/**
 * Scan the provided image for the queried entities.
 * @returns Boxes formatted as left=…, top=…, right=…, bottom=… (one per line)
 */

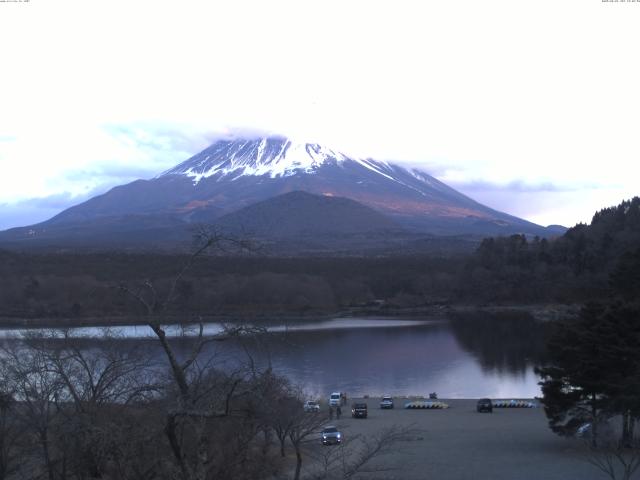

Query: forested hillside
left=0, top=253, right=463, bottom=324
left=458, top=197, right=640, bottom=303
left=0, top=198, right=638, bottom=326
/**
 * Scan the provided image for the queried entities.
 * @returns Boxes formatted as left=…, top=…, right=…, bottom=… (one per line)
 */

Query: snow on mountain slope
left=56, top=135, right=543, bottom=232
left=0, top=135, right=556, bottom=249
left=158, top=136, right=488, bottom=218
left=160, top=136, right=396, bottom=182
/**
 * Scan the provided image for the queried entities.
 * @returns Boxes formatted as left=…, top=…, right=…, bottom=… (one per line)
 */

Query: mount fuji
left=0, top=136, right=560, bottom=252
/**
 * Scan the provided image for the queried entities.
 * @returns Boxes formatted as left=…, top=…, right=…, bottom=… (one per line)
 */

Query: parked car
left=329, top=392, right=345, bottom=407
left=477, top=398, right=493, bottom=413
left=351, top=402, right=368, bottom=418
left=321, top=426, right=342, bottom=445
left=380, top=395, right=394, bottom=409
left=576, top=423, right=592, bottom=438
left=576, top=420, right=614, bottom=441
left=304, top=400, right=320, bottom=413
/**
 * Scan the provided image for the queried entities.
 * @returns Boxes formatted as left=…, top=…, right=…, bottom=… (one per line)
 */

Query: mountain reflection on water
left=0, top=315, right=547, bottom=399
left=190, top=315, right=547, bottom=399
left=448, top=311, right=549, bottom=375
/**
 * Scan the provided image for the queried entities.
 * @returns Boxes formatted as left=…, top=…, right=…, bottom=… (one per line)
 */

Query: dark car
left=351, top=402, right=368, bottom=418
left=477, top=398, right=493, bottom=413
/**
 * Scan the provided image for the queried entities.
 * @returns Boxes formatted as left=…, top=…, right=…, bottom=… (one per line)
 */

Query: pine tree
left=537, top=302, right=640, bottom=446
left=610, top=248, right=640, bottom=303
left=536, top=303, right=613, bottom=446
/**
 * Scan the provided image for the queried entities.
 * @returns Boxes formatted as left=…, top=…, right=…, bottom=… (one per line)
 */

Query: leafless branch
left=586, top=438, right=640, bottom=480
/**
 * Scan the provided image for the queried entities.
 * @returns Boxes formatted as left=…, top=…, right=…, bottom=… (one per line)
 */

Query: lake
left=0, top=313, right=546, bottom=399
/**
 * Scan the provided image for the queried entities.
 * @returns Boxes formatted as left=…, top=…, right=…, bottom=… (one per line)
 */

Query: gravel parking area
left=306, top=398, right=604, bottom=480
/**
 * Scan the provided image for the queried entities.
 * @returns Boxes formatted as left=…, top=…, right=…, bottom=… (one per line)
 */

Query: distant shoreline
left=0, top=303, right=579, bottom=330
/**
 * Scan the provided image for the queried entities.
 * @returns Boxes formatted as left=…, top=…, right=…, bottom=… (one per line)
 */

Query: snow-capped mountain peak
left=161, top=136, right=393, bottom=183
left=0, top=133, right=554, bottom=250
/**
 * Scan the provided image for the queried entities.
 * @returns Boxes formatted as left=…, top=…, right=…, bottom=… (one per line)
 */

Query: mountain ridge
left=0, top=135, right=564, bottom=251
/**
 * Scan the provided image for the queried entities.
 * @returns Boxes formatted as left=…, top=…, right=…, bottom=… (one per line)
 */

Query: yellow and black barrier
left=492, top=400, right=537, bottom=408
left=404, top=401, right=449, bottom=409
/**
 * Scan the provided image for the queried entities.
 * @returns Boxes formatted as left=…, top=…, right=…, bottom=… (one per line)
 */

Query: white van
left=329, top=392, right=343, bottom=406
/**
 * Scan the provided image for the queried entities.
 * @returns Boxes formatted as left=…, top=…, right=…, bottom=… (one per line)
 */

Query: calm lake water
left=0, top=315, right=546, bottom=399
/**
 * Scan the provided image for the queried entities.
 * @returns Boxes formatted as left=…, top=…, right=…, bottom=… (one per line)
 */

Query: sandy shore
left=305, top=398, right=603, bottom=480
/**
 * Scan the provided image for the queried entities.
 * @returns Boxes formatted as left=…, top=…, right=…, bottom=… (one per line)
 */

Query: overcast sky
left=1, top=0, right=639, bottom=230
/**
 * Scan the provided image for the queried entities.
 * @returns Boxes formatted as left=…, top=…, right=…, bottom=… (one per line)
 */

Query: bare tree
left=1, top=341, right=64, bottom=480
left=586, top=438, right=640, bottom=480
left=255, top=375, right=299, bottom=459
left=118, top=228, right=274, bottom=480
left=45, top=330, right=157, bottom=479
left=23, top=329, right=158, bottom=408
left=0, top=390, right=21, bottom=480
left=118, top=227, right=258, bottom=405
left=0, top=328, right=163, bottom=480
left=287, top=409, right=329, bottom=480
left=306, top=425, right=421, bottom=480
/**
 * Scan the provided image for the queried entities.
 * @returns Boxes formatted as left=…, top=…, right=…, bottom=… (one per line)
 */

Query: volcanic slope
left=0, top=136, right=559, bottom=250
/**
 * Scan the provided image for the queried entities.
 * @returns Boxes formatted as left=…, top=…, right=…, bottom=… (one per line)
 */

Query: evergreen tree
left=536, top=303, right=612, bottom=445
left=599, top=303, right=640, bottom=445
left=537, top=302, right=640, bottom=446
left=610, top=248, right=640, bottom=303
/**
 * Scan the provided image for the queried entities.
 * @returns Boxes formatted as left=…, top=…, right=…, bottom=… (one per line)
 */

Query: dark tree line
left=0, top=253, right=463, bottom=324
left=460, top=197, right=640, bottom=303
left=1, top=197, right=639, bottom=324
left=476, top=197, right=640, bottom=275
